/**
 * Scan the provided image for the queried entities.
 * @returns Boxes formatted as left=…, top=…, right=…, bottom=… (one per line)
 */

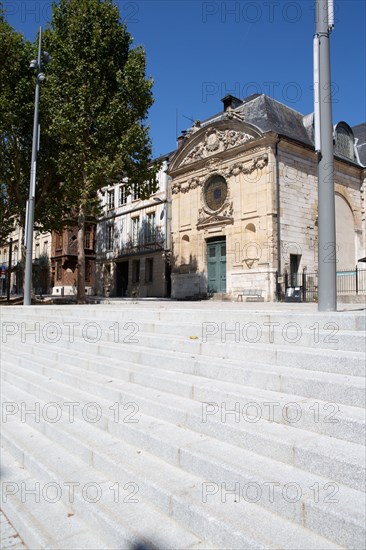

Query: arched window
left=334, top=123, right=354, bottom=160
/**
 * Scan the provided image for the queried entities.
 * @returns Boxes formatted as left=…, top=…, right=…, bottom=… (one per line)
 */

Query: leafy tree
left=0, top=3, right=68, bottom=248
left=43, top=0, right=159, bottom=303
left=0, top=4, right=33, bottom=244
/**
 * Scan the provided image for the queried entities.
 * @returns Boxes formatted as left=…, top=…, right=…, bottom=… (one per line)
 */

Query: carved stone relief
left=180, top=128, right=255, bottom=167
left=171, top=155, right=268, bottom=195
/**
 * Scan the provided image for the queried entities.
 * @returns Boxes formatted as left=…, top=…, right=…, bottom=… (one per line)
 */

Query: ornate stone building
left=168, top=94, right=366, bottom=300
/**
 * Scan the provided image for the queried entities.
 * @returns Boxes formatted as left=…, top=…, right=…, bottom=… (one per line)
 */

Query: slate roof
left=236, top=94, right=313, bottom=146
left=199, top=93, right=313, bottom=146
left=176, top=94, right=365, bottom=168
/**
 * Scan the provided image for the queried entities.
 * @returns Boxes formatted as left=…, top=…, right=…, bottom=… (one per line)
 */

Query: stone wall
left=170, top=125, right=364, bottom=301
left=278, top=141, right=365, bottom=276
left=170, top=129, right=277, bottom=300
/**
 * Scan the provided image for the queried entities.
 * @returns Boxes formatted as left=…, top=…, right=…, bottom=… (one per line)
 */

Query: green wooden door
left=207, top=240, right=226, bottom=293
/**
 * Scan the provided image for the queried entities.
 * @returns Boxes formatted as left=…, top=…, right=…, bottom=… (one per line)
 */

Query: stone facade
left=0, top=227, right=52, bottom=297
left=168, top=94, right=365, bottom=301
left=96, top=157, right=172, bottom=298
left=0, top=226, right=23, bottom=297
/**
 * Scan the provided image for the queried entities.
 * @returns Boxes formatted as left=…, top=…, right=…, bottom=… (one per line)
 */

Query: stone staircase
left=0, top=303, right=365, bottom=549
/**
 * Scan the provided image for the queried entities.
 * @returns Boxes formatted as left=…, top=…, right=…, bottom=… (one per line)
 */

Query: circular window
left=204, top=175, right=228, bottom=211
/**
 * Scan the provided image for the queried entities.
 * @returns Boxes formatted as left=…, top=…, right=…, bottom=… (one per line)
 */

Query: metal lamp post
left=313, top=0, right=337, bottom=311
left=6, top=238, right=13, bottom=302
left=23, top=27, right=49, bottom=305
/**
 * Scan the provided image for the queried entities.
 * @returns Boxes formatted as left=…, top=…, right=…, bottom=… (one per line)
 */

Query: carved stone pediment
left=181, top=128, right=254, bottom=167
left=197, top=213, right=234, bottom=230
left=197, top=202, right=234, bottom=229
left=168, top=120, right=264, bottom=174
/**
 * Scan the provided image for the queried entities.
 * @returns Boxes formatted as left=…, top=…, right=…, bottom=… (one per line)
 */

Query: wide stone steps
left=2, top=329, right=365, bottom=408
left=2, top=310, right=366, bottom=353
left=2, top=345, right=364, bottom=491
left=1, top=304, right=365, bottom=549
left=2, top=316, right=365, bottom=378
left=2, top=305, right=365, bottom=331
left=2, top=340, right=365, bottom=445
left=0, top=380, right=349, bottom=550
left=1, top=355, right=365, bottom=549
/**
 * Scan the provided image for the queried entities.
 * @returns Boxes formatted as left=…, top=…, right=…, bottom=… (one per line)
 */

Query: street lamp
left=6, top=238, right=13, bottom=302
left=23, top=27, right=50, bottom=305
left=314, top=0, right=337, bottom=311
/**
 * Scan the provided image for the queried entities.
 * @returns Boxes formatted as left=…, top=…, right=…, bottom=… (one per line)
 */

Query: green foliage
left=43, top=0, right=159, bottom=210
left=0, top=4, right=68, bottom=242
left=41, top=0, right=159, bottom=301
left=1, top=0, right=158, bottom=248
left=0, top=6, right=34, bottom=242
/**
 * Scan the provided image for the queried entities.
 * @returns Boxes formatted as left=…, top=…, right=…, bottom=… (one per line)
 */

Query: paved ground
left=34, top=297, right=366, bottom=310
left=1, top=294, right=365, bottom=311
left=0, top=511, right=27, bottom=550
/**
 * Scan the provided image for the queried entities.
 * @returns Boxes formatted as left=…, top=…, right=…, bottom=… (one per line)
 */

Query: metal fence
left=275, top=268, right=366, bottom=302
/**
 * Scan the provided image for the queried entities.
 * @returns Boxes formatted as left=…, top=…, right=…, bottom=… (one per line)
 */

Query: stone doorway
left=207, top=237, right=226, bottom=293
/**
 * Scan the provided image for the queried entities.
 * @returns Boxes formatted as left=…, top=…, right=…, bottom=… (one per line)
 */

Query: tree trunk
left=77, top=204, right=86, bottom=304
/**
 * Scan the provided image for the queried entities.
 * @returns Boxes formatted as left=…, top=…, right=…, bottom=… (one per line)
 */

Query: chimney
left=177, top=130, right=187, bottom=150
left=221, top=95, right=243, bottom=112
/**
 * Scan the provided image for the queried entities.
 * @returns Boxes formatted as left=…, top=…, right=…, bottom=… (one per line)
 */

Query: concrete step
left=2, top=304, right=365, bottom=331
left=1, top=387, right=349, bottom=550
left=118, top=329, right=365, bottom=369
left=1, top=366, right=365, bottom=549
left=3, top=330, right=365, bottom=407
left=3, top=319, right=365, bottom=378
left=2, top=343, right=365, bottom=445
left=0, top=447, right=106, bottom=550
left=2, top=347, right=364, bottom=491
left=125, top=320, right=366, bottom=352
left=2, top=313, right=366, bottom=353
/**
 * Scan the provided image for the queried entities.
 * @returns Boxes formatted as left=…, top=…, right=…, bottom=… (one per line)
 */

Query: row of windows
left=132, top=258, right=154, bottom=284
left=2, top=247, right=19, bottom=264
left=55, top=229, right=93, bottom=251
left=106, top=212, right=156, bottom=251
left=107, top=184, right=143, bottom=210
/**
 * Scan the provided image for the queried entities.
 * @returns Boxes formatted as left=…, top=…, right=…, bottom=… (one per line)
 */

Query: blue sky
left=4, top=0, right=366, bottom=157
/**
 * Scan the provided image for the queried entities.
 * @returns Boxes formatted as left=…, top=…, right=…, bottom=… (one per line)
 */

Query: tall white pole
left=313, top=35, right=321, bottom=152
left=315, top=0, right=337, bottom=311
